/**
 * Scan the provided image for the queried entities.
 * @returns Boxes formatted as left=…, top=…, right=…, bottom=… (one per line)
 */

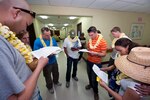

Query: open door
left=27, top=23, right=36, bottom=49
left=77, top=22, right=82, bottom=36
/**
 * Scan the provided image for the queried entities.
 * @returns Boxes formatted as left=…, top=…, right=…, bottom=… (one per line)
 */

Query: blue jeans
left=38, top=91, right=42, bottom=100
left=66, top=56, right=78, bottom=82
left=86, top=60, right=102, bottom=94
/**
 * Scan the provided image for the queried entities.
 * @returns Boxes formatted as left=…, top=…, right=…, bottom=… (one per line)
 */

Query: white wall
left=31, top=5, right=150, bottom=45
left=31, top=5, right=150, bottom=61
left=75, top=17, right=92, bottom=40
left=33, top=18, right=45, bottom=37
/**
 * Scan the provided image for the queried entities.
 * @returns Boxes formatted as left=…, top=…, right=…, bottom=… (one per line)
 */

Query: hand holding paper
left=79, top=49, right=90, bottom=53
left=31, top=47, right=62, bottom=59
left=92, top=64, right=108, bottom=84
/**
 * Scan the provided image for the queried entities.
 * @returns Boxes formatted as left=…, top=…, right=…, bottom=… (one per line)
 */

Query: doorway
left=77, top=22, right=82, bottom=36
left=27, top=23, right=36, bottom=49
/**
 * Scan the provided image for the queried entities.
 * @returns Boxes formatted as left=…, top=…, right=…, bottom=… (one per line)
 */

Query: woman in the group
left=99, top=38, right=150, bottom=100
left=16, top=30, right=32, bottom=52
left=16, top=30, right=38, bottom=71
left=101, top=38, right=138, bottom=95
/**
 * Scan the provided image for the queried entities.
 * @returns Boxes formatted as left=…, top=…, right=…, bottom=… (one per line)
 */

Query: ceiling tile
left=118, top=3, right=142, bottom=12
left=27, top=0, right=50, bottom=5
left=106, top=1, right=130, bottom=10
left=135, top=0, right=150, bottom=5
left=71, top=0, right=95, bottom=8
left=27, top=0, right=150, bottom=13
left=49, top=0, right=72, bottom=6
left=120, top=0, right=139, bottom=3
left=89, top=0, right=118, bottom=9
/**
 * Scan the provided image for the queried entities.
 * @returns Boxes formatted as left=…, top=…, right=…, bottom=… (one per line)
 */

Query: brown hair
left=41, top=27, right=50, bottom=34
left=115, top=38, right=139, bottom=54
left=16, top=30, right=28, bottom=40
left=87, top=26, right=97, bottom=33
left=111, top=27, right=121, bottom=32
left=97, top=30, right=101, bottom=34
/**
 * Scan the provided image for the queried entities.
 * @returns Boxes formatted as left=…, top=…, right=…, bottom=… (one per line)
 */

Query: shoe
left=78, top=60, right=81, bottom=63
left=72, top=77, right=78, bottom=81
left=94, top=93, right=99, bottom=100
left=109, top=94, right=115, bottom=100
left=54, top=82, right=62, bottom=86
left=109, top=97, right=115, bottom=100
left=66, top=82, right=70, bottom=88
left=49, top=88, right=54, bottom=94
left=85, top=84, right=91, bottom=90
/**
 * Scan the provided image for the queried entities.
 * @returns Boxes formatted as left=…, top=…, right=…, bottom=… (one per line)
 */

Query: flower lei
left=39, top=35, right=53, bottom=47
left=26, top=44, right=32, bottom=52
left=0, top=23, right=33, bottom=64
left=67, top=35, right=79, bottom=47
left=68, top=35, right=78, bottom=42
left=89, top=34, right=103, bottom=49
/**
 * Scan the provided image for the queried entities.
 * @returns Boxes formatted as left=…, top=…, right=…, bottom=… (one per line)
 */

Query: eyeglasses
left=13, top=7, right=36, bottom=18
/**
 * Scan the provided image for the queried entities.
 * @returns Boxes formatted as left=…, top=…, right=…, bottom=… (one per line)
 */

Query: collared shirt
left=111, top=33, right=130, bottom=59
left=33, top=37, right=58, bottom=64
left=0, top=35, right=38, bottom=100
left=63, top=36, right=81, bottom=59
left=87, top=35, right=107, bottom=64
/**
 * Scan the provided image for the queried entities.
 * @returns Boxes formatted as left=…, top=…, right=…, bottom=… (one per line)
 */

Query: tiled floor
left=37, top=41, right=110, bottom=100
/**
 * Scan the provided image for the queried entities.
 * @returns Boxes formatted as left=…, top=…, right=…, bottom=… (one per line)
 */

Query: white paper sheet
left=92, top=64, right=108, bottom=84
left=31, top=47, right=62, bottom=59
left=79, top=49, right=90, bottom=53
left=120, top=79, right=140, bottom=94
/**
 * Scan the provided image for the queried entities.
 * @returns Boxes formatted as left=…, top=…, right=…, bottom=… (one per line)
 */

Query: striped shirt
left=87, top=35, right=107, bottom=64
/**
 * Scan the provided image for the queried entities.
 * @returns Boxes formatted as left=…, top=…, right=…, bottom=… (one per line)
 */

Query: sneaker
left=66, top=82, right=70, bottom=88
left=94, top=93, right=99, bottom=100
left=49, top=88, right=54, bottom=94
left=54, top=82, right=62, bottom=86
left=72, top=77, right=78, bottom=81
left=85, top=84, right=91, bottom=90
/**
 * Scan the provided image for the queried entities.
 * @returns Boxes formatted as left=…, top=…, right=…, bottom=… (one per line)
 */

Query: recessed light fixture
left=64, top=23, right=69, bottom=26
left=69, top=16, right=77, bottom=20
left=48, top=23, right=54, bottom=26
left=39, top=15, right=48, bottom=19
left=52, top=27, right=56, bottom=30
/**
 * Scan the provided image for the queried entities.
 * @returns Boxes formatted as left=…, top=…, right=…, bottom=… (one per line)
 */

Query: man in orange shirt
left=85, top=26, right=107, bottom=100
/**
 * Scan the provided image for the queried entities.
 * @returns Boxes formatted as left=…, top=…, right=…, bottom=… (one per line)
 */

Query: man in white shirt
left=63, top=29, right=81, bottom=88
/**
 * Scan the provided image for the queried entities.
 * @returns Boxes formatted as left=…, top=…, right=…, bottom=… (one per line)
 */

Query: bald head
left=0, top=0, right=34, bottom=33
left=0, top=0, right=29, bottom=9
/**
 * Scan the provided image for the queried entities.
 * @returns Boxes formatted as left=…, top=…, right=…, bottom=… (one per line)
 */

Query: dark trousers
left=43, top=62, right=59, bottom=89
left=108, top=68, right=120, bottom=98
left=87, top=60, right=102, bottom=94
left=66, top=56, right=78, bottom=82
left=107, top=57, right=115, bottom=79
left=78, top=52, right=83, bottom=61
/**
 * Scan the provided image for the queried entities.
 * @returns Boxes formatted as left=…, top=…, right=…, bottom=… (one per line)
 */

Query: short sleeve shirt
left=33, top=37, right=58, bottom=64
left=87, top=35, right=107, bottom=64
left=63, top=37, right=81, bottom=59
left=0, top=36, right=38, bottom=100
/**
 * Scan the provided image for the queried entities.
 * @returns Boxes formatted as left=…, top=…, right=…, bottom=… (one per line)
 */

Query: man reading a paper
left=34, top=27, right=62, bottom=94
left=85, top=26, right=107, bottom=100
left=63, top=29, right=81, bottom=88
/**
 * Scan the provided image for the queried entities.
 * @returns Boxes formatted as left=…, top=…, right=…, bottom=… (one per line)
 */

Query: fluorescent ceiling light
left=69, top=16, right=77, bottom=20
left=48, top=23, right=54, bottom=26
left=64, top=23, right=69, bottom=26
left=39, top=15, right=48, bottom=19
